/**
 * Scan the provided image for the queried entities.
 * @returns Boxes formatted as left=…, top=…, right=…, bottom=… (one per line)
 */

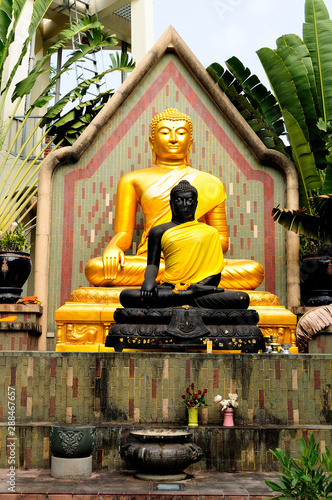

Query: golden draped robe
left=160, top=220, right=224, bottom=284
left=137, top=166, right=226, bottom=255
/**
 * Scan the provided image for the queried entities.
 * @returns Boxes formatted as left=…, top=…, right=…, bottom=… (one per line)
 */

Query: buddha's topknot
left=150, top=108, right=193, bottom=142
left=170, top=180, right=198, bottom=200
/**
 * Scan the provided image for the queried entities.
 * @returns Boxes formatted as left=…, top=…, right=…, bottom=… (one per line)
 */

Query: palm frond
left=296, top=303, right=332, bottom=351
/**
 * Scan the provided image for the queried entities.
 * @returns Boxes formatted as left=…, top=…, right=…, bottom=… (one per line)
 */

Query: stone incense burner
left=120, top=428, right=203, bottom=481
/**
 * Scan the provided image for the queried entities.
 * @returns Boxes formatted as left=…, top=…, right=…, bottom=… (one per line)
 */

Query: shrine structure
left=33, top=27, right=299, bottom=352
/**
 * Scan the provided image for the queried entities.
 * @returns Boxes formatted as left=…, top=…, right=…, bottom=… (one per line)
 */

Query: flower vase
left=223, top=408, right=234, bottom=427
left=188, top=407, right=199, bottom=427
left=201, top=407, right=208, bottom=425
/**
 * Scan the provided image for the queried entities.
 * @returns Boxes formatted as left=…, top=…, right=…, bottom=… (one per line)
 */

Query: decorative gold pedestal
left=55, top=287, right=298, bottom=352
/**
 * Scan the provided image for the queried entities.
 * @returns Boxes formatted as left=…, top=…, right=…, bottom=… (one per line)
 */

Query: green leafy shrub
left=0, top=223, right=31, bottom=252
left=265, top=435, right=332, bottom=499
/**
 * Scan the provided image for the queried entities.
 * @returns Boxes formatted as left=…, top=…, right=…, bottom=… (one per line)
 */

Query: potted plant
left=273, top=194, right=332, bottom=306
left=271, top=116, right=332, bottom=306
left=214, top=393, right=239, bottom=426
left=0, top=222, right=33, bottom=303
left=181, top=383, right=208, bottom=427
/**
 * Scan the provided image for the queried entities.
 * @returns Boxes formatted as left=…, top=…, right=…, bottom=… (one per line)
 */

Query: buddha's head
left=149, top=108, right=193, bottom=165
left=170, top=180, right=198, bottom=223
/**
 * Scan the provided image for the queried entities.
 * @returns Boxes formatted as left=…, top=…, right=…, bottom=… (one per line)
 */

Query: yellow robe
left=137, top=167, right=226, bottom=255
left=160, top=220, right=223, bottom=284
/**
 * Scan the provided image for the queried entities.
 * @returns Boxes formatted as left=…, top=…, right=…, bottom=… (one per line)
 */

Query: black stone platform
left=105, top=306, right=264, bottom=352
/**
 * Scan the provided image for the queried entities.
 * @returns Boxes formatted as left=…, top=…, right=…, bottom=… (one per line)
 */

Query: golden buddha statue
left=85, top=108, right=264, bottom=290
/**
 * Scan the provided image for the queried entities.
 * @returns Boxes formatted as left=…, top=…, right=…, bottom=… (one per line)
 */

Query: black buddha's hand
left=141, top=278, right=158, bottom=306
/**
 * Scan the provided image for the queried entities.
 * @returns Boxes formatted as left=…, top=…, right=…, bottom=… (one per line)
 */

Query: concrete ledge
left=0, top=304, right=43, bottom=314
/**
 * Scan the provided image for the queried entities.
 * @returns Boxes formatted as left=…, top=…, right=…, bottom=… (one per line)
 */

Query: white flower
left=220, top=399, right=229, bottom=410
left=214, top=394, right=222, bottom=403
left=11, top=222, right=18, bottom=227
left=229, top=393, right=238, bottom=400
left=231, top=400, right=239, bottom=408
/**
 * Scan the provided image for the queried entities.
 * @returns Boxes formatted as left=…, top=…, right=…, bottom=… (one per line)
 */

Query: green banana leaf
left=0, top=0, right=13, bottom=56
left=276, top=34, right=319, bottom=110
left=25, top=15, right=102, bottom=80
left=272, top=205, right=332, bottom=245
left=303, top=0, right=332, bottom=122
left=316, top=117, right=332, bottom=192
left=275, top=44, right=326, bottom=170
left=207, top=58, right=288, bottom=156
left=43, top=91, right=111, bottom=146
left=310, top=195, right=332, bottom=224
left=226, top=57, right=284, bottom=129
left=282, top=110, right=322, bottom=209
left=39, top=51, right=134, bottom=128
left=257, top=47, right=309, bottom=142
left=0, top=0, right=52, bottom=106
left=0, top=7, right=136, bottom=232
left=11, top=16, right=116, bottom=103
left=0, top=0, right=25, bottom=78
left=109, top=51, right=136, bottom=72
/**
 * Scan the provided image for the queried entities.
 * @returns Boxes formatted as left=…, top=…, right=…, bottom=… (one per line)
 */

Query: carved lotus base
left=105, top=306, right=265, bottom=353
left=55, top=287, right=298, bottom=352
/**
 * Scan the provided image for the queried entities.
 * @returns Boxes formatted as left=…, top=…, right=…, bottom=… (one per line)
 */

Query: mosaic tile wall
left=48, top=53, right=287, bottom=333
left=0, top=330, right=39, bottom=351
left=0, top=307, right=42, bottom=351
left=0, top=424, right=330, bottom=472
left=0, top=353, right=330, bottom=426
left=0, top=352, right=331, bottom=471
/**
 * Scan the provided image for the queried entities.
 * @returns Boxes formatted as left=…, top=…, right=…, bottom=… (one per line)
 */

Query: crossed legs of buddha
left=120, top=285, right=250, bottom=309
left=85, top=254, right=264, bottom=290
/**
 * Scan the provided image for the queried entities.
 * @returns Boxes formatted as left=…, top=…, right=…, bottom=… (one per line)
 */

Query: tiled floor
left=0, top=469, right=278, bottom=498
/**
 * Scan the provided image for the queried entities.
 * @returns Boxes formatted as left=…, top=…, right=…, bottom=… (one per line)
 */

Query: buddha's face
left=150, top=119, right=192, bottom=161
left=170, top=191, right=197, bottom=222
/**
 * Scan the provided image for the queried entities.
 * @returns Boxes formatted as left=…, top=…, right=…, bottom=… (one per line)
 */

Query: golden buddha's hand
left=102, top=244, right=125, bottom=280
left=141, top=279, right=158, bottom=306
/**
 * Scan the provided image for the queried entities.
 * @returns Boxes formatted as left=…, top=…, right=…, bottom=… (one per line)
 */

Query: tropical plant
left=207, top=58, right=289, bottom=157
left=40, top=51, right=135, bottom=146
left=0, top=222, right=32, bottom=252
left=207, top=0, right=332, bottom=249
left=0, top=0, right=135, bottom=234
left=264, top=435, right=332, bottom=500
